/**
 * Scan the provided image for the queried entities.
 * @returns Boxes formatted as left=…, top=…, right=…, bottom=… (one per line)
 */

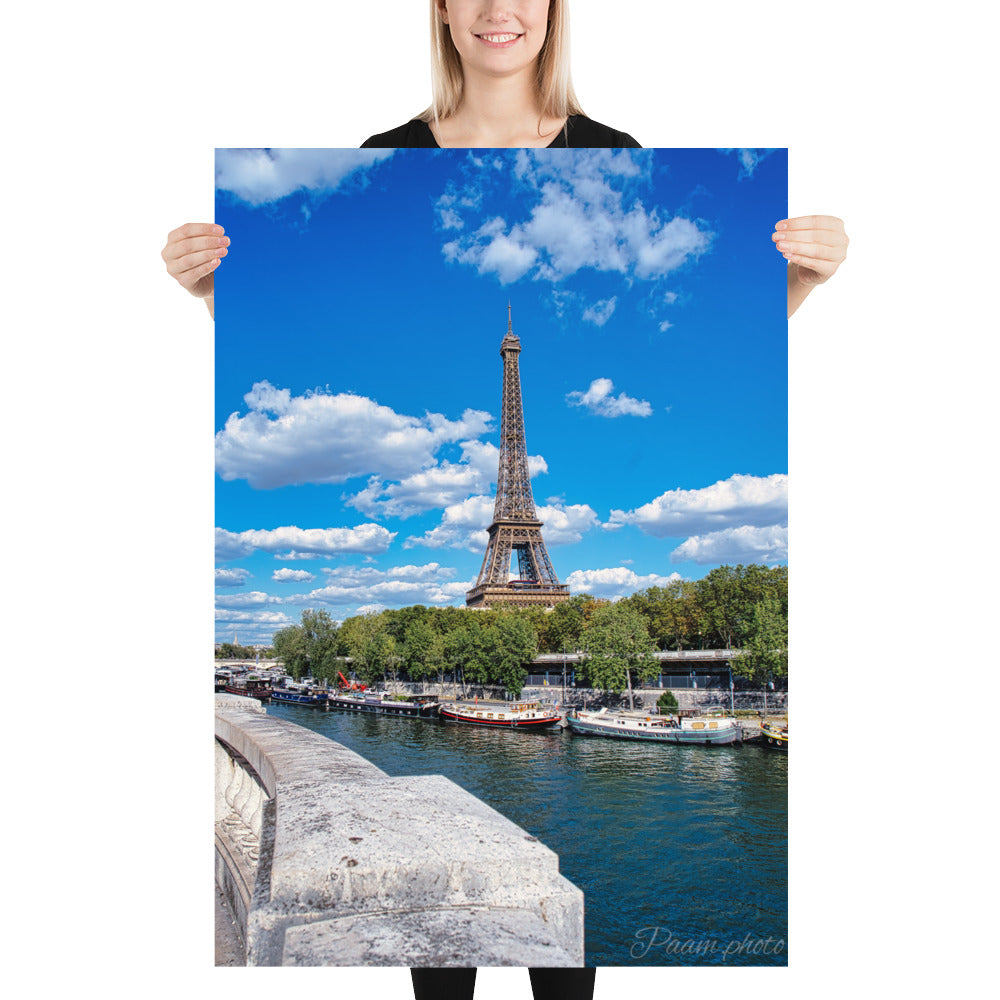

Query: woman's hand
left=774, top=216, right=848, bottom=317
left=161, top=222, right=229, bottom=318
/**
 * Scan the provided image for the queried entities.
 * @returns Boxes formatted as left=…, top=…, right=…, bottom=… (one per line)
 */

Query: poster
left=8, top=0, right=995, bottom=991
left=215, top=146, right=788, bottom=967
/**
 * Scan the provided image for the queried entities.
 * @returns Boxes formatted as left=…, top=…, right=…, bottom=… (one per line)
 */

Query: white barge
left=566, top=707, right=740, bottom=745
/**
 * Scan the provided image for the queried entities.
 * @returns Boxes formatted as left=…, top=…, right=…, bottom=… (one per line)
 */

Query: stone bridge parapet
left=214, top=694, right=583, bottom=967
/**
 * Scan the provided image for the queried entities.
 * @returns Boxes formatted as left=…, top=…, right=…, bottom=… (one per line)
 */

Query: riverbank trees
left=732, top=595, right=788, bottom=684
left=272, top=608, right=339, bottom=681
left=259, top=564, right=787, bottom=695
left=579, top=601, right=659, bottom=702
left=620, top=565, right=787, bottom=651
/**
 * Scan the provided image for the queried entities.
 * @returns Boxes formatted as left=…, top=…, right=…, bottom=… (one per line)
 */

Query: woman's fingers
left=162, top=222, right=229, bottom=297
left=163, top=233, right=230, bottom=263
left=771, top=228, right=847, bottom=249
left=185, top=256, right=223, bottom=287
left=776, top=215, right=846, bottom=235
left=165, top=221, right=225, bottom=245
left=774, top=239, right=842, bottom=261
left=170, top=245, right=228, bottom=276
left=164, top=245, right=227, bottom=294
left=774, top=215, right=848, bottom=286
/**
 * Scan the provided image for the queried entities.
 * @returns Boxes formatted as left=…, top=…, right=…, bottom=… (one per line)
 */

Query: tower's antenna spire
left=507, top=300, right=512, bottom=335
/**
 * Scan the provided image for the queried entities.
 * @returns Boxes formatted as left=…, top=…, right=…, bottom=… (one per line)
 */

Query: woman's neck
left=431, top=69, right=566, bottom=148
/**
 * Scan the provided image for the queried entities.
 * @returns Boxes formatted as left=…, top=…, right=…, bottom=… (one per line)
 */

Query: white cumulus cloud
left=215, top=380, right=491, bottom=490
left=288, top=561, right=473, bottom=609
left=215, top=609, right=295, bottom=625
left=670, top=525, right=788, bottom=565
left=439, top=149, right=712, bottom=286
left=535, top=502, right=600, bottom=545
left=215, top=524, right=396, bottom=561
left=345, top=440, right=548, bottom=519
left=215, top=567, right=252, bottom=587
left=214, top=608, right=298, bottom=645
left=565, top=566, right=683, bottom=600
left=215, top=148, right=394, bottom=205
left=404, top=494, right=494, bottom=552
left=443, top=217, right=540, bottom=284
left=272, top=568, right=316, bottom=583
left=608, top=473, right=787, bottom=537
left=355, top=604, right=389, bottom=617
left=214, top=591, right=282, bottom=609
left=566, top=378, right=652, bottom=417
left=214, top=562, right=476, bottom=623
left=319, top=562, right=456, bottom=586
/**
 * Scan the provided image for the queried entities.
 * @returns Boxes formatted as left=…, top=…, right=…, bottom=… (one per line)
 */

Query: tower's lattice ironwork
left=466, top=307, right=570, bottom=611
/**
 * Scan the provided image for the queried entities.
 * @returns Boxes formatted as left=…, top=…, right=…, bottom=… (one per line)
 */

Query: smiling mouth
left=475, top=32, right=523, bottom=46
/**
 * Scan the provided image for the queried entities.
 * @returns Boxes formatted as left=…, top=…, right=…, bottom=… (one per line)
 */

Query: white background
left=4, top=1, right=995, bottom=995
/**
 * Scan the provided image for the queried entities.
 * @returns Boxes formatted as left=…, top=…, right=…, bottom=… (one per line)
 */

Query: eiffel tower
left=466, top=306, right=570, bottom=611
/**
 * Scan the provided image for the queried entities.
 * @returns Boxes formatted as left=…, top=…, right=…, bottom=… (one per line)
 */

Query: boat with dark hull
left=327, top=691, right=441, bottom=719
left=222, top=676, right=273, bottom=702
left=270, top=685, right=329, bottom=708
left=760, top=720, right=789, bottom=750
left=566, top=707, right=740, bottom=745
left=438, top=699, right=561, bottom=728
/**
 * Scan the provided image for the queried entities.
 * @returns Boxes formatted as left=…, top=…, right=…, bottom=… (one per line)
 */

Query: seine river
left=266, top=702, right=787, bottom=967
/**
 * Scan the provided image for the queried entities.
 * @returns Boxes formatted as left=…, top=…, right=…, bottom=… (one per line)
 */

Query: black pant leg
left=410, top=968, right=478, bottom=1000
left=527, top=968, right=596, bottom=1000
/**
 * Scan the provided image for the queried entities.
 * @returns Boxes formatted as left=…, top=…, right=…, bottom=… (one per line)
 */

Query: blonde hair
left=420, top=0, right=584, bottom=124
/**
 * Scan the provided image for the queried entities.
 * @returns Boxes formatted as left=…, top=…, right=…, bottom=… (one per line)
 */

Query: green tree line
left=267, top=564, right=787, bottom=697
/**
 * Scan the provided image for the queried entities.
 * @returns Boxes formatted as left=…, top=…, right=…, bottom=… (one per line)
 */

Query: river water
left=266, top=703, right=787, bottom=966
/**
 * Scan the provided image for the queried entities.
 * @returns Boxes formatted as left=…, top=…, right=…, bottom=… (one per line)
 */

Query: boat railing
left=451, top=699, right=559, bottom=712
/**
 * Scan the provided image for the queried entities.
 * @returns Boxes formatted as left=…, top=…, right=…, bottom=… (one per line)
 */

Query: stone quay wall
left=214, top=694, right=584, bottom=967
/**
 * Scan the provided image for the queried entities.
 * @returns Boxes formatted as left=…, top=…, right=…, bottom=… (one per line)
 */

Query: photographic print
left=214, top=147, right=788, bottom=967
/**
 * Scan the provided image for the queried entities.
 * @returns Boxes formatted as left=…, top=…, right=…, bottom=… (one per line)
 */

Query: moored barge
left=327, top=691, right=441, bottom=718
left=438, top=699, right=561, bottom=728
left=270, top=684, right=329, bottom=708
left=566, top=707, right=740, bottom=745
left=223, top=676, right=273, bottom=702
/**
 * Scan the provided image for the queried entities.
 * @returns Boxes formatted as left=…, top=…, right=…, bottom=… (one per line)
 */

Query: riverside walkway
left=219, top=648, right=743, bottom=674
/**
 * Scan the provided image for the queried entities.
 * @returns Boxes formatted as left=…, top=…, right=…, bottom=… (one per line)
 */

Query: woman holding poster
left=186, top=2, right=846, bottom=995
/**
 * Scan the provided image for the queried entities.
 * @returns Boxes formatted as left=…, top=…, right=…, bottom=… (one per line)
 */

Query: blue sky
left=215, top=148, right=787, bottom=644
